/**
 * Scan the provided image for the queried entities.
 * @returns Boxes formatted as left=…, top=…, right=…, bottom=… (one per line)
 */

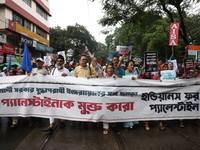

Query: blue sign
left=35, top=43, right=54, bottom=53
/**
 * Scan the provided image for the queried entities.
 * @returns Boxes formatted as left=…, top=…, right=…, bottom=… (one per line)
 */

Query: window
left=22, top=0, right=31, bottom=7
left=36, top=5, right=48, bottom=20
left=13, top=13, right=23, bottom=25
left=13, top=13, right=31, bottom=30
left=36, top=27, right=47, bottom=39
left=24, top=20, right=31, bottom=30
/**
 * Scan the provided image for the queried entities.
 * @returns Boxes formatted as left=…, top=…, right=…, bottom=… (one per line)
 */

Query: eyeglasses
left=81, top=59, right=87, bottom=61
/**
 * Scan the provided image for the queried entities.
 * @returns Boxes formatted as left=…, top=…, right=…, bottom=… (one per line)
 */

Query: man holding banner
left=42, top=55, right=70, bottom=132
left=73, top=54, right=97, bottom=128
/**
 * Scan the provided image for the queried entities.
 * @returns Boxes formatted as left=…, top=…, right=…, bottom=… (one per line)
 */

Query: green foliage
left=98, top=0, right=200, bottom=62
left=50, top=24, right=107, bottom=62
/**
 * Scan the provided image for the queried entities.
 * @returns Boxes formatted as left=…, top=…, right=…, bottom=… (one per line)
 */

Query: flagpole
left=172, top=46, right=174, bottom=60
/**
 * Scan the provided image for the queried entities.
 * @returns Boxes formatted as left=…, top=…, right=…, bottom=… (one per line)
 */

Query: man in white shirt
left=29, top=58, right=48, bottom=127
left=0, top=67, right=7, bottom=77
left=42, top=55, right=69, bottom=132
left=31, top=58, right=48, bottom=75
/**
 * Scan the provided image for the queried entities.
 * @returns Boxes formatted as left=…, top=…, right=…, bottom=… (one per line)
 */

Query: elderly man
left=28, top=58, right=49, bottom=127
left=42, top=55, right=69, bottom=132
left=31, top=58, right=48, bottom=76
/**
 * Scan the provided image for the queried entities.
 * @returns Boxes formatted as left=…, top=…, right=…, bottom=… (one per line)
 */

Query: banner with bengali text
left=0, top=76, right=200, bottom=122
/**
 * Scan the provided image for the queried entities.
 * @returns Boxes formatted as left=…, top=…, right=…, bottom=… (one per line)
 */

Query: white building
left=0, top=0, right=54, bottom=64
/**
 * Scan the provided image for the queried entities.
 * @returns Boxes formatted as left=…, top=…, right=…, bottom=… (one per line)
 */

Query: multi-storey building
left=0, top=0, right=54, bottom=64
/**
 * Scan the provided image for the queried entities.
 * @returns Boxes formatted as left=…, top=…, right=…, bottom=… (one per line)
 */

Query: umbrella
left=0, top=62, right=21, bottom=67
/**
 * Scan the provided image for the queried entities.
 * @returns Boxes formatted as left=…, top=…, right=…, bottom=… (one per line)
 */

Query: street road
left=0, top=118, right=200, bottom=150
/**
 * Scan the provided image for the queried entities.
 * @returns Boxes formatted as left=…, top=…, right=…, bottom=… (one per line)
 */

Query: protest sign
left=144, top=51, right=158, bottom=72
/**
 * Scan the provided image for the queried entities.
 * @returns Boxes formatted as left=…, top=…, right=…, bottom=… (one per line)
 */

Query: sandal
left=179, top=121, right=184, bottom=128
left=103, top=128, right=109, bottom=135
left=10, top=124, right=17, bottom=128
left=144, top=125, right=150, bottom=131
left=159, top=126, right=165, bottom=131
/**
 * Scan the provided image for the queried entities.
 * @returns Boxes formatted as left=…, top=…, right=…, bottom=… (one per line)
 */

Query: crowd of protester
left=0, top=51, right=200, bottom=135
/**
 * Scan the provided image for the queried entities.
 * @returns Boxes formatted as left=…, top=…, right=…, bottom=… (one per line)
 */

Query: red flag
left=99, top=59, right=103, bottom=66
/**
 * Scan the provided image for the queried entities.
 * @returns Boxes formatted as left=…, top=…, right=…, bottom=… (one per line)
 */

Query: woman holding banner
left=103, top=62, right=118, bottom=134
left=122, top=60, right=139, bottom=131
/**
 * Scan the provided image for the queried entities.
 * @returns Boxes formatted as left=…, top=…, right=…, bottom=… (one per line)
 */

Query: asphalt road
left=0, top=117, right=200, bottom=150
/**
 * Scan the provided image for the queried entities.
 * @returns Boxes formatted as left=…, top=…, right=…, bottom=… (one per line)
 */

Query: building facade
left=0, top=0, right=53, bottom=64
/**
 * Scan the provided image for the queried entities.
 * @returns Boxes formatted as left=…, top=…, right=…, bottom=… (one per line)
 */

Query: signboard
left=160, top=70, right=176, bottom=80
left=44, top=56, right=52, bottom=66
left=116, top=46, right=132, bottom=55
left=169, top=22, right=180, bottom=46
left=6, top=19, right=49, bottom=46
left=144, top=51, right=158, bottom=72
left=183, top=58, right=194, bottom=75
left=51, top=54, right=58, bottom=61
left=20, top=35, right=37, bottom=47
left=67, top=49, right=74, bottom=57
left=6, top=55, right=15, bottom=63
left=0, top=44, right=15, bottom=54
left=131, top=56, right=143, bottom=67
left=35, top=43, right=54, bottom=53
left=0, top=33, right=6, bottom=43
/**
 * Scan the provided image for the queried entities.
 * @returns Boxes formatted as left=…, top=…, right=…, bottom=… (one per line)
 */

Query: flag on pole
left=98, top=59, right=103, bottom=66
left=21, top=43, right=32, bottom=72
left=7, top=54, right=12, bottom=72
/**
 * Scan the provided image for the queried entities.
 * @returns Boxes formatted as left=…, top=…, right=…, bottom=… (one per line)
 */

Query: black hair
left=10, top=69, right=16, bottom=75
left=19, top=69, right=25, bottom=74
left=105, top=62, right=114, bottom=73
left=112, top=56, right=119, bottom=59
left=79, top=54, right=88, bottom=60
left=57, top=55, right=64, bottom=61
left=125, top=60, right=134, bottom=70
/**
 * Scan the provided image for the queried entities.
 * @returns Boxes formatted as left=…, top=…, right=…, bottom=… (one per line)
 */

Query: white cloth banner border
left=0, top=76, right=199, bottom=122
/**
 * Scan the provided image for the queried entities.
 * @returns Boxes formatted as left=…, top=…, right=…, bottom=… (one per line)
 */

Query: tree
left=50, top=24, right=107, bottom=62
left=98, top=0, right=200, bottom=46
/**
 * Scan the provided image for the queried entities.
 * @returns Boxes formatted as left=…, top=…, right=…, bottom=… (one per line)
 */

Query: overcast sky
left=49, top=0, right=107, bottom=44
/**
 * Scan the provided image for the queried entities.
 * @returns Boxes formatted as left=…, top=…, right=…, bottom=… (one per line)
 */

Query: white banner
left=0, top=76, right=199, bottom=122
left=43, top=56, right=52, bottom=66
left=116, top=46, right=132, bottom=54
